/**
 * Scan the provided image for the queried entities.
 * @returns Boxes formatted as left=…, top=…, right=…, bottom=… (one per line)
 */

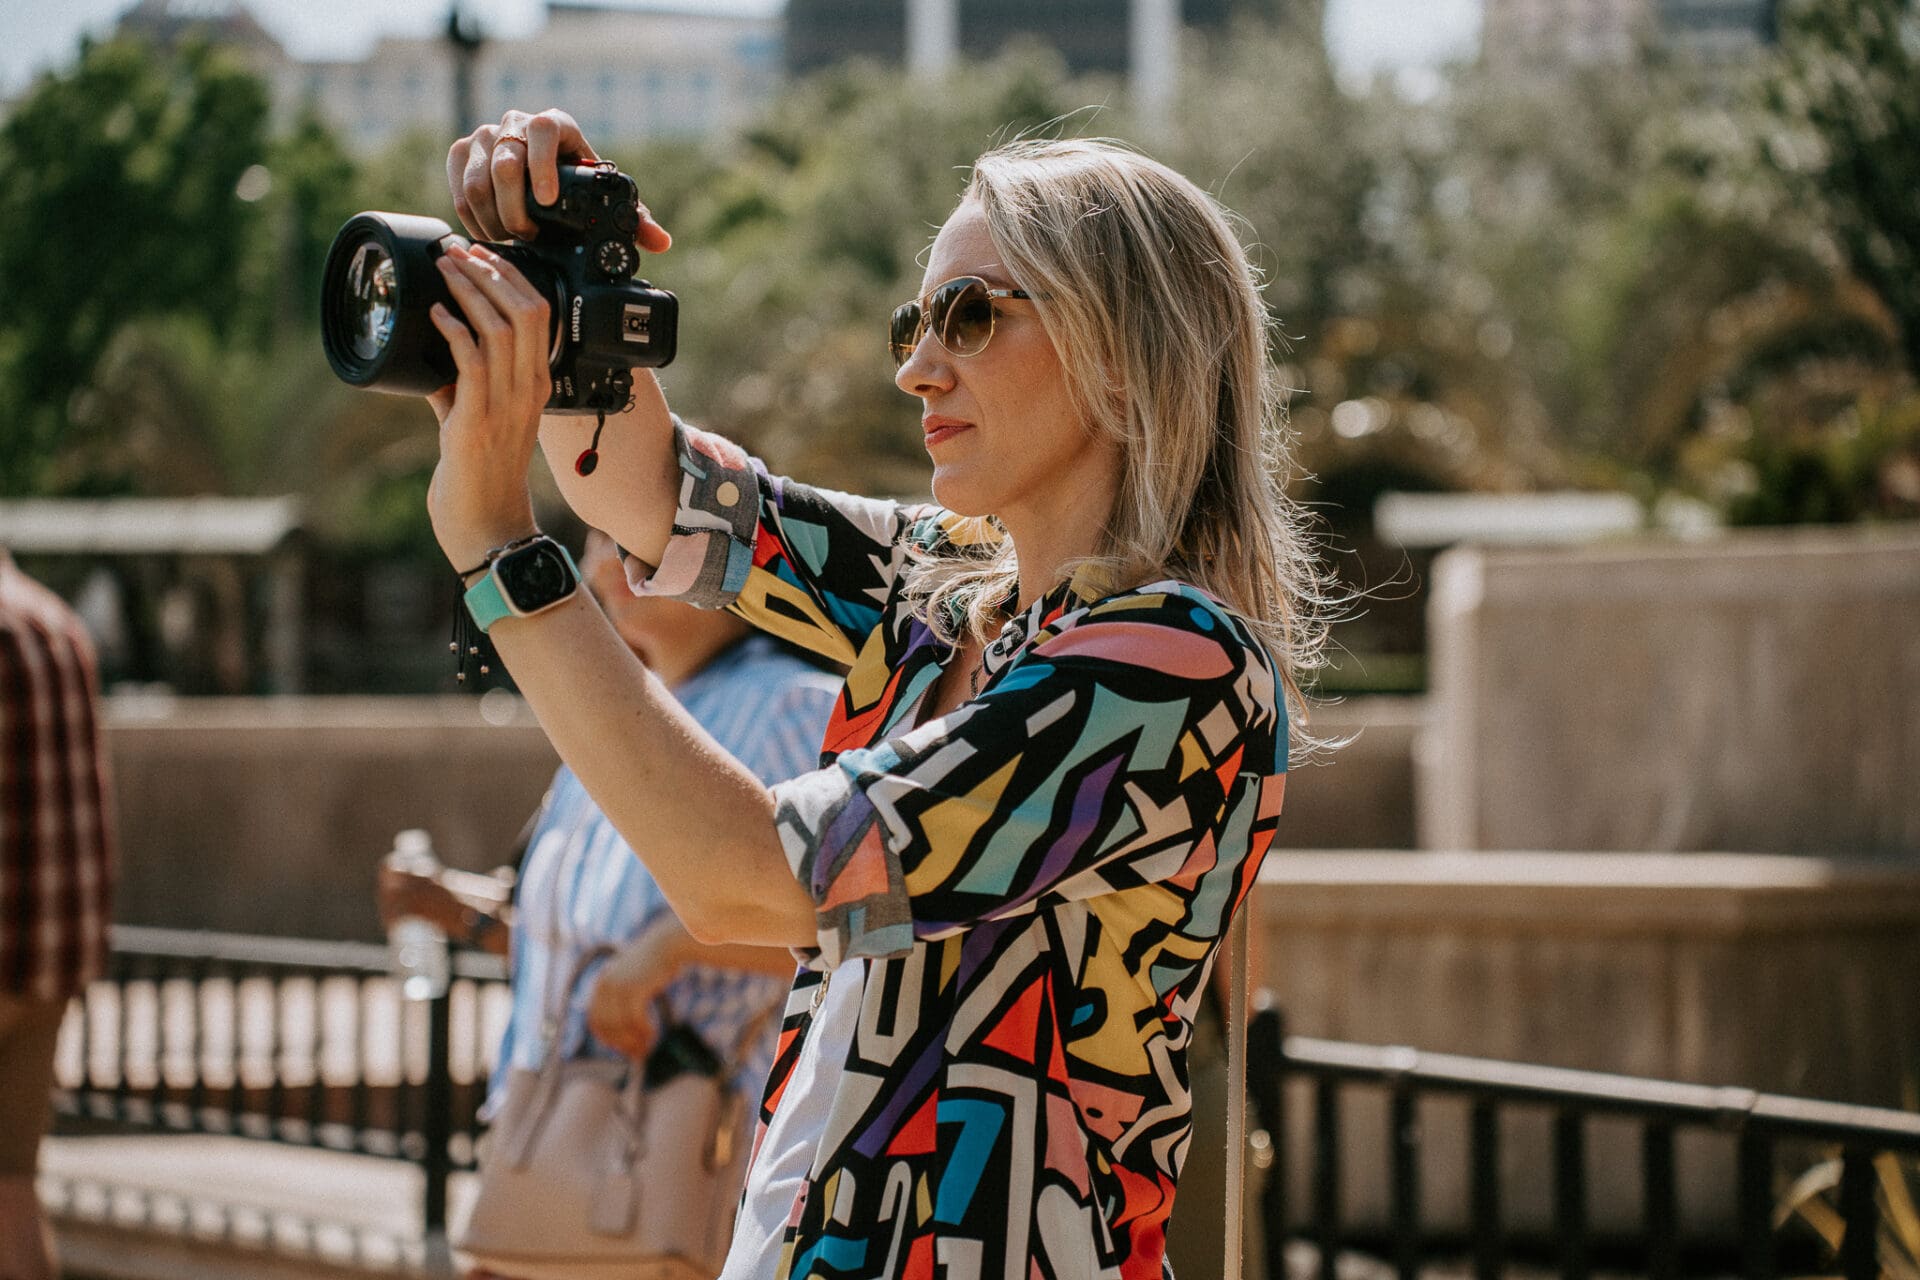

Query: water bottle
left=385, top=828, right=450, bottom=1001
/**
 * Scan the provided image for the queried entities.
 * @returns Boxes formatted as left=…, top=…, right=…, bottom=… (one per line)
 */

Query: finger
left=447, top=135, right=488, bottom=240
left=427, top=386, right=456, bottom=422
left=635, top=199, right=672, bottom=254
left=469, top=244, right=551, bottom=416
left=526, top=110, right=596, bottom=206
left=490, top=138, right=534, bottom=240
left=443, top=247, right=536, bottom=418
left=460, top=126, right=509, bottom=241
left=428, top=302, right=484, bottom=418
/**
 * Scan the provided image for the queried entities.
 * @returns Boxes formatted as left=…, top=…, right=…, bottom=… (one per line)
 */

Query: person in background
left=0, top=549, right=117, bottom=1280
left=379, top=529, right=840, bottom=1277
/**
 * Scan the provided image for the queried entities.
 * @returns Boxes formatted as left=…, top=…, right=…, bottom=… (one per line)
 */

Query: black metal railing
left=1248, top=1002, right=1920, bottom=1280
left=50, top=933, right=1920, bottom=1279
left=48, top=924, right=507, bottom=1264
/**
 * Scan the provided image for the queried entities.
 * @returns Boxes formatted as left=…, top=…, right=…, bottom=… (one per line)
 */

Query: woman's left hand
left=585, top=917, right=696, bottom=1063
left=424, top=241, right=550, bottom=571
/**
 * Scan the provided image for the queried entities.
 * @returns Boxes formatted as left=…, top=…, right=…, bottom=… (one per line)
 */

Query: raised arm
left=445, top=108, right=681, bottom=566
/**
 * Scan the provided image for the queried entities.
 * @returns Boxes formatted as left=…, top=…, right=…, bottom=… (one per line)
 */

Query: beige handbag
left=452, top=945, right=781, bottom=1280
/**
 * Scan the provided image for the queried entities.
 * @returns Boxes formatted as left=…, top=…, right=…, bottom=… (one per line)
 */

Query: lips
left=923, top=415, right=974, bottom=448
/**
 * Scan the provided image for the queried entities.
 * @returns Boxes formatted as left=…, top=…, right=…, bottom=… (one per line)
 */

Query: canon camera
left=320, top=161, right=677, bottom=414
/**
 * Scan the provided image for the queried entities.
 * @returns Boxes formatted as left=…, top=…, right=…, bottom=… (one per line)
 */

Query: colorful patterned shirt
left=629, top=422, right=1289, bottom=1280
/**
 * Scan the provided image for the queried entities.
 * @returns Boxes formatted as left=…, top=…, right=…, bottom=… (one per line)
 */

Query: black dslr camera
left=320, top=161, right=677, bottom=414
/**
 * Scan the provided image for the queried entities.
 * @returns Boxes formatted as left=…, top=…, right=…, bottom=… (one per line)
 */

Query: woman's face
left=895, top=201, right=1119, bottom=530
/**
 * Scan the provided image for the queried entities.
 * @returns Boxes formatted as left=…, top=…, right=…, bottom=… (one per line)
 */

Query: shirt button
left=715, top=481, right=740, bottom=507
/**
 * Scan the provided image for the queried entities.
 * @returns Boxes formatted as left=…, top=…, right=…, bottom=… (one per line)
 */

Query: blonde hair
left=904, top=136, right=1330, bottom=730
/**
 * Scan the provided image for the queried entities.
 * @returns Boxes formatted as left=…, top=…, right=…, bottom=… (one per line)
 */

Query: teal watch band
left=463, top=569, right=513, bottom=633
left=463, top=538, right=580, bottom=633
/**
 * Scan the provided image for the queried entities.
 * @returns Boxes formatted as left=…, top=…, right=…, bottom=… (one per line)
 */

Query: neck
left=999, top=457, right=1122, bottom=613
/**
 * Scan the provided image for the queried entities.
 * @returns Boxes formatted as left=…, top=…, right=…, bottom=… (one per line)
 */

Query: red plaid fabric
left=0, top=551, right=115, bottom=1001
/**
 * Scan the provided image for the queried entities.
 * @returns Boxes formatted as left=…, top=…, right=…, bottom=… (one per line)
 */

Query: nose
left=894, top=329, right=954, bottom=399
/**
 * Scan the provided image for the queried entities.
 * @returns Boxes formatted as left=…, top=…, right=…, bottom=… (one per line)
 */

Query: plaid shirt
left=0, top=551, right=115, bottom=1002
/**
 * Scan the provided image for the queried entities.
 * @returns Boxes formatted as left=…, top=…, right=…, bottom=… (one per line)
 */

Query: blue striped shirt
left=489, top=635, right=839, bottom=1107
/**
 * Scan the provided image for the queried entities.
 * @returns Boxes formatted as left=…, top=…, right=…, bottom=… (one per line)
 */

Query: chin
left=929, top=465, right=997, bottom=518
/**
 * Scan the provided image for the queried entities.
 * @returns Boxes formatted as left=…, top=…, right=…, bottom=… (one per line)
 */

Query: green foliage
left=0, top=38, right=273, bottom=492
left=1676, top=393, right=1920, bottom=525
left=1767, top=0, right=1920, bottom=377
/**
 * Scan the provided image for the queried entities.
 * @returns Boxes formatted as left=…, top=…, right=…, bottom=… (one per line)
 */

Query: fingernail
left=471, top=243, right=496, bottom=261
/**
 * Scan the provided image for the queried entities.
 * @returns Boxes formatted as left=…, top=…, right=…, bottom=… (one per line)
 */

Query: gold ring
left=498, top=130, right=528, bottom=145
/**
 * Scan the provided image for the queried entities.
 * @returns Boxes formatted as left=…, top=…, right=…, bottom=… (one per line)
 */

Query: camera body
left=321, top=161, right=677, bottom=414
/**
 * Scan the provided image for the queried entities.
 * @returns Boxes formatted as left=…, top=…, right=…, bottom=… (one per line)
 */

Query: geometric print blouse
left=628, top=419, right=1289, bottom=1280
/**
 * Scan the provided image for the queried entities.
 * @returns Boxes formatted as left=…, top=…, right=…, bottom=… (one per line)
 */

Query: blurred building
left=1481, top=0, right=1776, bottom=65
left=294, top=3, right=781, bottom=151
left=111, top=0, right=781, bottom=152
left=784, top=0, right=1304, bottom=75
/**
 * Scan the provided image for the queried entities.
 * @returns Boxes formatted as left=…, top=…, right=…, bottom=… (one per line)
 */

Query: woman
left=426, top=110, right=1323, bottom=1279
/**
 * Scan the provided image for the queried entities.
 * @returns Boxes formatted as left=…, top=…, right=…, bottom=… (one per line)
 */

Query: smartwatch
left=464, top=536, right=581, bottom=632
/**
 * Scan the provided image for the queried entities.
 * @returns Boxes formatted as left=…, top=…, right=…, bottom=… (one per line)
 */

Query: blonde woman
left=426, top=110, right=1325, bottom=1279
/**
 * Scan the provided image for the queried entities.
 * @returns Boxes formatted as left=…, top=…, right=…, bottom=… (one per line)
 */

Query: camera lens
left=321, top=212, right=469, bottom=396
left=342, top=241, right=399, bottom=362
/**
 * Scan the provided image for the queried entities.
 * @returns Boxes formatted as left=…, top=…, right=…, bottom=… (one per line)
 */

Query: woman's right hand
left=445, top=108, right=672, bottom=252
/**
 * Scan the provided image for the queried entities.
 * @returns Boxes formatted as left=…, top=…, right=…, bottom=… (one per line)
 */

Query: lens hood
left=320, top=212, right=465, bottom=396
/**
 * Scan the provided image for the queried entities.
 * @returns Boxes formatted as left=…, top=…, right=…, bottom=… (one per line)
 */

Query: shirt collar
left=978, top=569, right=1100, bottom=680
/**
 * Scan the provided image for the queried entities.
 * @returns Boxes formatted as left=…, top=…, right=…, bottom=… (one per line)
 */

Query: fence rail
left=50, top=924, right=507, bottom=1262
left=47, top=932, right=1920, bottom=1279
left=1247, top=1001, right=1920, bottom=1280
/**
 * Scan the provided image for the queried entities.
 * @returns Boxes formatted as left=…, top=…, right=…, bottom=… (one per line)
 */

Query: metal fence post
left=1248, top=1002, right=1287, bottom=1280
left=422, top=986, right=454, bottom=1238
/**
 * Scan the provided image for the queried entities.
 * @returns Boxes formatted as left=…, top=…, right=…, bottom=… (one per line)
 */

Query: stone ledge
left=1259, top=851, right=1920, bottom=934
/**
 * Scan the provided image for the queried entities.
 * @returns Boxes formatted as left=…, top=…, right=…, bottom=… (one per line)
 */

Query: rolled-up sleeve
left=768, top=589, right=1287, bottom=970
left=624, top=418, right=931, bottom=667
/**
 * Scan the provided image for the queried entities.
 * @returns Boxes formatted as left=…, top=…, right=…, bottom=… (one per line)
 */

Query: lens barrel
left=321, top=212, right=467, bottom=396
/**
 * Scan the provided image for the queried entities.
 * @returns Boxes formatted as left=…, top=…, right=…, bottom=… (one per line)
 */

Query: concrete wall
left=1420, top=526, right=1920, bottom=857
left=1275, top=697, right=1423, bottom=850
left=100, top=694, right=1426, bottom=942
left=1255, top=851, right=1920, bottom=1238
left=105, top=697, right=558, bottom=941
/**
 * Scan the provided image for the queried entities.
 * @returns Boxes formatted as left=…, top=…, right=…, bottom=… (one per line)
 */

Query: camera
left=320, top=161, right=677, bottom=414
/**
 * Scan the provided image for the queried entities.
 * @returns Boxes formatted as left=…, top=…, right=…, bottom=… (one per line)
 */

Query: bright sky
left=1, top=0, right=1479, bottom=98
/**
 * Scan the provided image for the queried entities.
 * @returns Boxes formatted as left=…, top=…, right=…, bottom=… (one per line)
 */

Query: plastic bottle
left=385, top=828, right=450, bottom=1001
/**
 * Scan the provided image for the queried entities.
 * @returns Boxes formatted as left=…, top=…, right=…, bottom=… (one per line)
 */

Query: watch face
left=498, top=541, right=576, bottom=613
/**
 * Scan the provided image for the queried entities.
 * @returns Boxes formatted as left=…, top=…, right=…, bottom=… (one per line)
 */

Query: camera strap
left=576, top=411, right=608, bottom=477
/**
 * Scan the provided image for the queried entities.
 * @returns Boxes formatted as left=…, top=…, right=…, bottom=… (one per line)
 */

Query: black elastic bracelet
left=455, top=533, right=543, bottom=581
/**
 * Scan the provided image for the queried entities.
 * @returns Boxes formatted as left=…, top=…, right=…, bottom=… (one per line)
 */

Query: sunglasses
left=889, top=275, right=1034, bottom=367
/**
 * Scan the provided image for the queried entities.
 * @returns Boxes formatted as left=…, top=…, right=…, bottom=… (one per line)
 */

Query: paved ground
left=42, top=1132, right=478, bottom=1279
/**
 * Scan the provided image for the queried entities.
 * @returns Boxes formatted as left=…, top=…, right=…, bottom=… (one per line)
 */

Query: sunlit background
left=3, top=1, right=1917, bottom=1274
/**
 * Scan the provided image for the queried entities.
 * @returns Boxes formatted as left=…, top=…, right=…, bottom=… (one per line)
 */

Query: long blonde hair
left=904, top=137, right=1331, bottom=730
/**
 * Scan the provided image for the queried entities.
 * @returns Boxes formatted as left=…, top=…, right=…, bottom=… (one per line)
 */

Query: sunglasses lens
left=889, top=301, right=923, bottom=367
left=934, top=279, right=995, bottom=357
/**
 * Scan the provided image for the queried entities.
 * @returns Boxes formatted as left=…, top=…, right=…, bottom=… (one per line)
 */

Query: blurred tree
left=1766, top=0, right=1920, bottom=378
left=0, top=38, right=272, bottom=493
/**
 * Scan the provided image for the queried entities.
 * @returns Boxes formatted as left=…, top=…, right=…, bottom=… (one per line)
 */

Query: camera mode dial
left=595, top=240, right=638, bottom=279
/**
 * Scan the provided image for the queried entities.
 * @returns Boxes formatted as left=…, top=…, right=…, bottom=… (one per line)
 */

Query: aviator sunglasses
left=889, top=275, right=1034, bottom=367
